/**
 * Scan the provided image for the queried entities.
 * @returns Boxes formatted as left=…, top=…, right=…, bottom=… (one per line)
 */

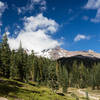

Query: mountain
left=35, top=46, right=100, bottom=60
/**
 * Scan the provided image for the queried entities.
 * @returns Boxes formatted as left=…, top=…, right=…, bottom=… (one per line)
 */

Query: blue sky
left=0, top=0, right=100, bottom=52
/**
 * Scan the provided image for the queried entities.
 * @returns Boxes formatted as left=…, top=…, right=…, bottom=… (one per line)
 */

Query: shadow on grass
left=21, top=88, right=40, bottom=94
left=28, top=82, right=36, bottom=87
left=56, top=93, right=65, bottom=96
left=0, top=79, right=22, bottom=97
left=0, top=78, right=41, bottom=99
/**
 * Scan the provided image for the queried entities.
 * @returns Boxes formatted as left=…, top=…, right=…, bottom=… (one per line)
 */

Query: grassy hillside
left=0, top=77, right=75, bottom=100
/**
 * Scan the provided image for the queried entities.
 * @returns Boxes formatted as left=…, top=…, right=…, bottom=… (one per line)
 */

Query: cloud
left=8, top=14, right=61, bottom=52
left=91, top=8, right=100, bottom=22
left=0, top=1, right=7, bottom=26
left=5, top=26, right=10, bottom=36
left=0, top=1, right=7, bottom=17
left=5, top=31, right=10, bottom=35
left=84, top=0, right=100, bottom=9
left=74, top=34, right=90, bottom=42
left=17, top=0, right=46, bottom=14
left=17, top=8, right=22, bottom=14
left=84, top=0, right=100, bottom=23
left=82, top=16, right=89, bottom=21
left=61, top=36, right=64, bottom=40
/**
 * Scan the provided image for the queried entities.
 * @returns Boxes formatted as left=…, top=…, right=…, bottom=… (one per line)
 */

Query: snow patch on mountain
left=24, top=46, right=100, bottom=60
left=35, top=47, right=100, bottom=60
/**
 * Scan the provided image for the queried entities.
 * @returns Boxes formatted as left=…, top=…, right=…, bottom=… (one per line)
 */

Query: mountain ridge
left=35, top=47, right=100, bottom=60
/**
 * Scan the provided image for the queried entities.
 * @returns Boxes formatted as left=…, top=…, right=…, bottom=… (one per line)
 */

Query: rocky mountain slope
left=35, top=46, right=100, bottom=60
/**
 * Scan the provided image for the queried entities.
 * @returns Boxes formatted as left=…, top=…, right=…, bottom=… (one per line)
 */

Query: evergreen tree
left=16, top=41, right=27, bottom=82
left=91, top=63, right=100, bottom=90
left=95, top=63, right=100, bottom=89
left=48, top=62, right=59, bottom=92
left=10, top=50, right=18, bottom=79
left=78, top=62, right=87, bottom=88
left=1, top=34, right=11, bottom=78
left=38, top=57, right=44, bottom=83
left=23, top=51, right=29, bottom=82
left=90, top=63, right=97, bottom=90
left=69, top=61, right=79, bottom=88
left=62, top=66, right=68, bottom=93
left=34, top=56, right=40, bottom=82
left=58, top=66, right=68, bottom=93
left=27, top=50, right=35, bottom=81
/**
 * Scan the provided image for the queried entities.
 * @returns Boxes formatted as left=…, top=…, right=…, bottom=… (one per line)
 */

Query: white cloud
left=84, top=0, right=100, bottom=9
left=5, top=26, right=10, bottom=36
left=8, top=14, right=61, bottom=52
left=74, top=34, right=90, bottom=42
left=0, top=1, right=7, bottom=17
left=18, top=0, right=46, bottom=14
left=5, top=31, right=10, bottom=35
left=23, top=14, right=58, bottom=33
left=33, top=0, right=41, bottom=3
left=84, top=0, right=100, bottom=23
left=17, top=8, right=22, bottom=14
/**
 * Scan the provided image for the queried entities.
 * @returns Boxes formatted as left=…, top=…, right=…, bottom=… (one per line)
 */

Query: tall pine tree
left=1, top=34, right=11, bottom=78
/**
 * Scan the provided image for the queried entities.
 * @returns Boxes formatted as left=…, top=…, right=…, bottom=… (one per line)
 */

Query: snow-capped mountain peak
left=35, top=47, right=100, bottom=60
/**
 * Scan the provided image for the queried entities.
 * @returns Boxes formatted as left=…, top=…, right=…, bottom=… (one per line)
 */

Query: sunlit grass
left=0, top=77, right=75, bottom=100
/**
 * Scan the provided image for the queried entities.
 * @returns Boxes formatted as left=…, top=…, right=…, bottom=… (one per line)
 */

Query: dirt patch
left=78, top=89, right=100, bottom=100
left=0, top=97, right=8, bottom=100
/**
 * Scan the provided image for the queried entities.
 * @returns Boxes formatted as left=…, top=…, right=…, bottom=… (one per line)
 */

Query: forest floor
left=0, top=77, right=75, bottom=100
left=0, top=77, right=100, bottom=100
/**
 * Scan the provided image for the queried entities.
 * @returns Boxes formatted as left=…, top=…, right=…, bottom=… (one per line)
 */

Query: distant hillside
left=57, top=55, right=100, bottom=73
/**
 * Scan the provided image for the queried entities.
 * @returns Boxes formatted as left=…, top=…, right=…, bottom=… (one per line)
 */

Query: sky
left=0, top=0, right=100, bottom=53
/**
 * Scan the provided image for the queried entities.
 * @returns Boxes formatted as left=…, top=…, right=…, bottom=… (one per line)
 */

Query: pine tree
left=27, top=50, right=35, bottom=81
left=23, top=51, right=29, bottom=82
left=16, top=41, right=26, bottom=81
left=78, top=62, right=87, bottom=88
left=1, top=34, right=11, bottom=78
left=38, top=57, right=43, bottom=83
left=10, top=50, right=18, bottom=79
left=91, top=63, right=100, bottom=90
left=57, top=65, right=68, bottom=93
left=33, top=56, right=39, bottom=82
left=69, top=61, right=79, bottom=88
left=48, top=62, right=59, bottom=92
left=41, top=58, right=50, bottom=85
left=95, top=64, right=100, bottom=89
left=61, top=66, right=68, bottom=93
left=90, top=63, right=96, bottom=90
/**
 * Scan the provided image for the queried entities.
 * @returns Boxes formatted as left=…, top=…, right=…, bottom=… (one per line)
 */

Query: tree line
left=0, top=34, right=100, bottom=93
